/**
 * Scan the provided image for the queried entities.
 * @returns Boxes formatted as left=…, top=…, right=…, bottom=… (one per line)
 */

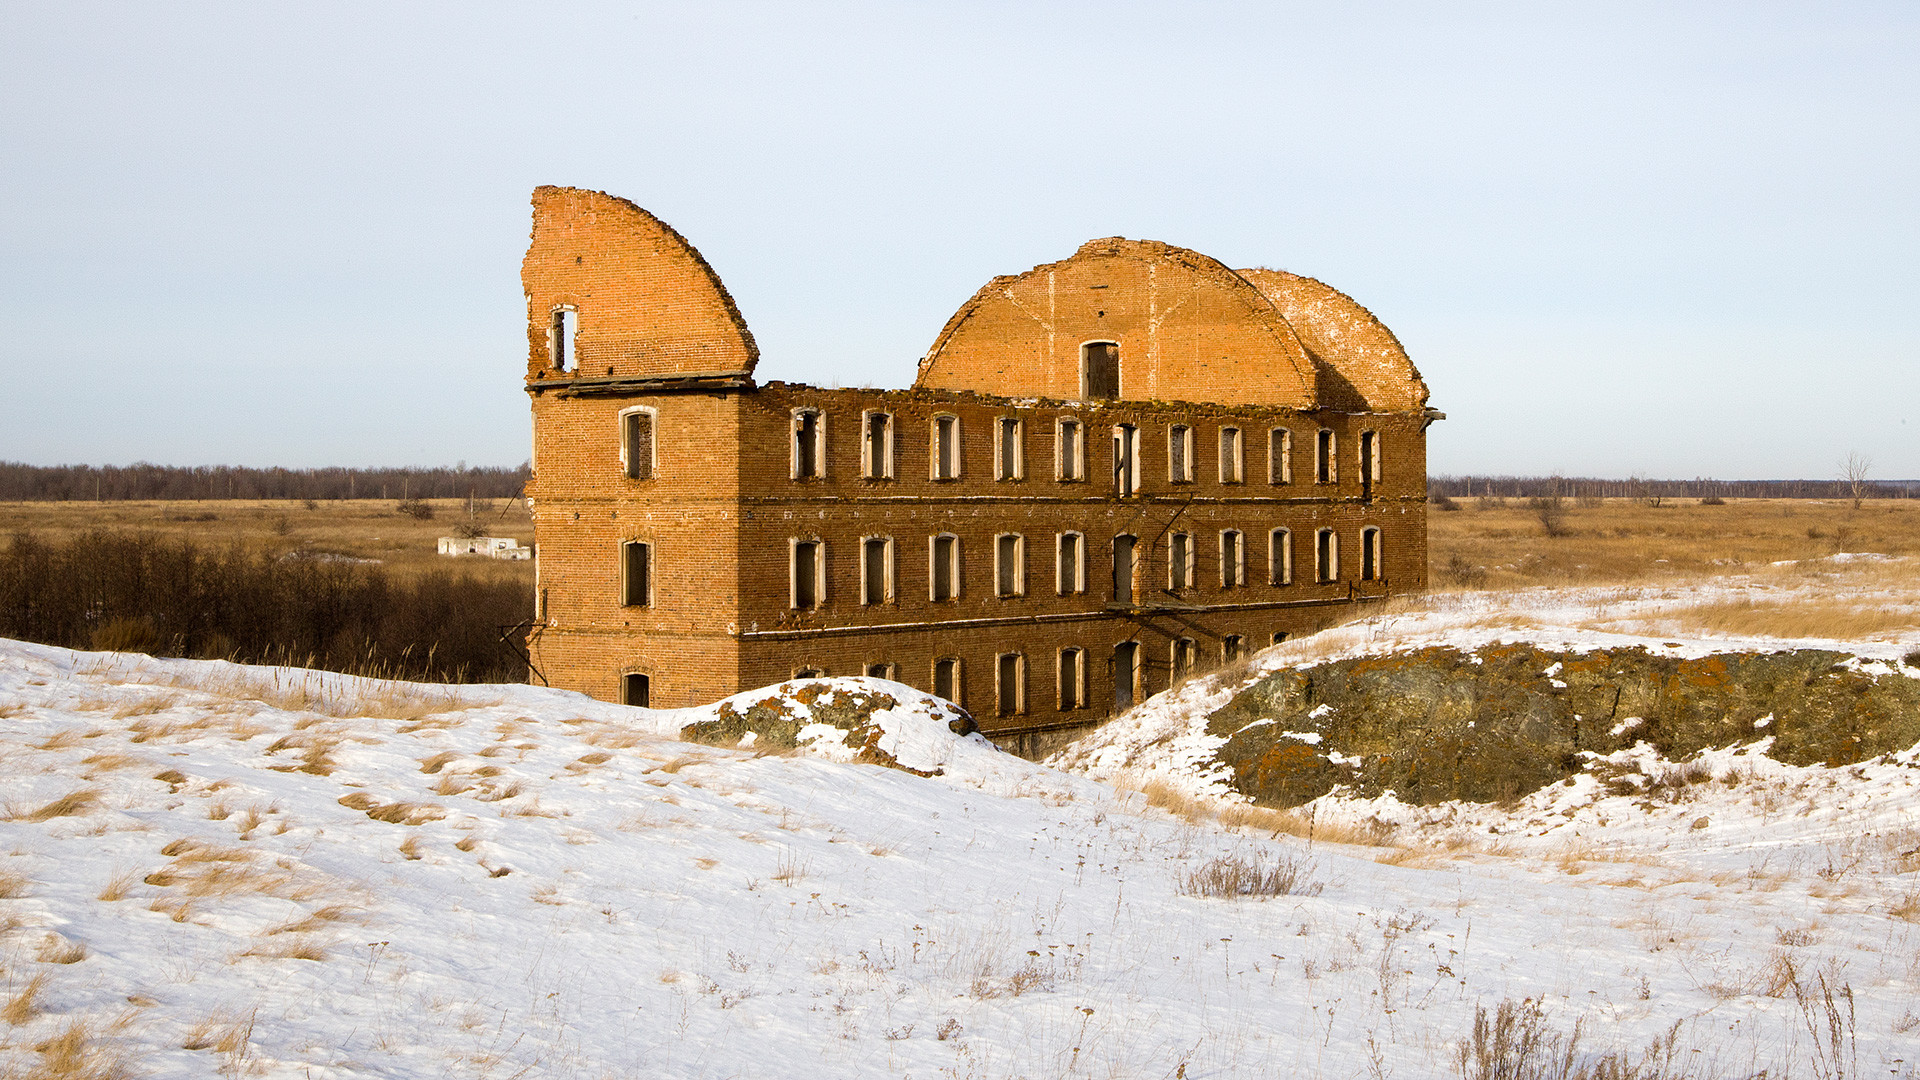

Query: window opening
left=1269, top=527, right=1293, bottom=585
left=1220, top=530, right=1244, bottom=588
left=1223, top=635, right=1244, bottom=663
left=1272, top=630, right=1290, bottom=646
left=1057, top=418, right=1083, bottom=481
left=621, top=672, right=650, bottom=707
left=792, top=410, right=822, bottom=479
left=621, top=409, right=655, bottom=480
left=621, top=541, right=651, bottom=607
left=1082, top=341, right=1120, bottom=400
left=996, top=653, right=1025, bottom=717
left=996, top=417, right=1023, bottom=481
left=1112, top=641, right=1140, bottom=710
left=1316, top=429, right=1336, bottom=484
left=932, top=415, right=960, bottom=480
left=1359, top=430, right=1378, bottom=501
left=1316, top=528, right=1339, bottom=582
left=931, top=534, right=959, bottom=601
left=1220, top=427, right=1243, bottom=484
left=1058, top=648, right=1086, bottom=711
left=1168, top=425, right=1192, bottom=483
left=862, top=412, right=894, bottom=479
left=865, top=662, right=896, bottom=680
left=1112, top=534, right=1136, bottom=605
left=995, top=534, right=1024, bottom=597
left=1269, top=428, right=1292, bottom=485
left=794, top=667, right=825, bottom=679
left=1172, top=637, right=1196, bottom=681
left=1361, top=527, right=1382, bottom=581
left=550, top=307, right=577, bottom=372
left=933, top=658, right=961, bottom=704
left=1057, top=532, right=1085, bottom=594
left=1168, top=532, right=1193, bottom=591
left=1113, top=424, right=1140, bottom=496
left=862, top=537, right=893, bottom=605
left=792, top=540, right=822, bottom=609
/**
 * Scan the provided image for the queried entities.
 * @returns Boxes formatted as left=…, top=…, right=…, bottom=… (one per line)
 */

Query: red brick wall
left=914, top=239, right=1317, bottom=408
left=522, top=187, right=758, bottom=381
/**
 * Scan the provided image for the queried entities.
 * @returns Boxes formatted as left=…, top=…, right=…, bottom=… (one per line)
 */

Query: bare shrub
left=395, top=498, right=435, bottom=520
left=1179, top=851, right=1322, bottom=898
left=1793, top=972, right=1857, bottom=1080
left=1432, top=494, right=1461, bottom=511
left=1531, top=493, right=1572, bottom=538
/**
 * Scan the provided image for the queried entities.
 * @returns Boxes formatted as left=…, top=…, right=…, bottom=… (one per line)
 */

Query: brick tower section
left=522, top=187, right=1439, bottom=758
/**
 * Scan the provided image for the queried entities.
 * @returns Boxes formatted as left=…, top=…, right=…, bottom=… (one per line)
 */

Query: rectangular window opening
left=1269, top=528, right=1293, bottom=585
left=996, top=653, right=1025, bottom=717
left=1169, top=425, right=1191, bottom=483
left=933, top=658, right=961, bottom=704
left=793, top=411, right=821, bottom=479
left=1112, top=535, right=1136, bottom=605
left=933, top=416, right=960, bottom=480
left=1058, top=648, right=1085, bottom=711
left=792, top=540, right=821, bottom=609
left=1082, top=342, right=1119, bottom=400
left=931, top=535, right=958, bottom=601
left=1057, top=419, right=1083, bottom=481
left=1220, top=427, right=1243, bottom=484
left=1057, top=532, right=1084, bottom=595
left=1316, top=429, right=1336, bottom=484
left=1316, top=529, right=1338, bottom=583
left=550, top=308, right=577, bottom=372
left=997, top=417, right=1023, bottom=481
left=1169, top=532, right=1192, bottom=591
left=622, top=410, right=654, bottom=480
left=621, top=541, right=651, bottom=607
left=862, top=537, right=892, bottom=605
left=863, top=412, right=893, bottom=479
left=1221, top=530, right=1244, bottom=588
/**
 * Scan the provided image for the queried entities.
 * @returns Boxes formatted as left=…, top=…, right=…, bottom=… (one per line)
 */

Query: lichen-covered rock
left=1204, top=645, right=1920, bottom=807
left=681, top=679, right=979, bottom=776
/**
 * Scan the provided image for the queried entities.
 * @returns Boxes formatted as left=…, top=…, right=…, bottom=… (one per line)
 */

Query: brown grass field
left=0, top=498, right=533, bottom=584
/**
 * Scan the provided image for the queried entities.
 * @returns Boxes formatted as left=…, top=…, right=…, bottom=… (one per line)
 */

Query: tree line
left=0, top=462, right=529, bottom=502
left=0, top=531, right=531, bottom=683
left=1428, top=475, right=1917, bottom=501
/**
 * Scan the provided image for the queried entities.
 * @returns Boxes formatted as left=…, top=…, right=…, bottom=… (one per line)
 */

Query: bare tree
left=1845, top=452, right=1872, bottom=510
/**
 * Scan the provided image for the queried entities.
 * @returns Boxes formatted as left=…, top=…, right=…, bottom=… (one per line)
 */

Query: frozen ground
left=1, top=574, right=1918, bottom=1077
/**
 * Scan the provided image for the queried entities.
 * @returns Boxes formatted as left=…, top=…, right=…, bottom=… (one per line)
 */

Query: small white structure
left=438, top=536, right=532, bottom=560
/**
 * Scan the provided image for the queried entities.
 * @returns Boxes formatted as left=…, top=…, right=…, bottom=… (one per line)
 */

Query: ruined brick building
left=522, top=186, right=1439, bottom=755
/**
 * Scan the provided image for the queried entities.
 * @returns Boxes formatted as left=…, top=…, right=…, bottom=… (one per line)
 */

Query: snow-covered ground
left=2, top=571, right=1919, bottom=1077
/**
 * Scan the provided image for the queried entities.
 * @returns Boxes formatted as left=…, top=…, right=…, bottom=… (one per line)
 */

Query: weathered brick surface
left=521, top=188, right=1438, bottom=753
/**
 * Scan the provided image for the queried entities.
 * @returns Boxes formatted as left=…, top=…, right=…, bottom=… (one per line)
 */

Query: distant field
left=0, top=498, right=534, bottom=583
left=1429, top=495, right=1920, bottom=587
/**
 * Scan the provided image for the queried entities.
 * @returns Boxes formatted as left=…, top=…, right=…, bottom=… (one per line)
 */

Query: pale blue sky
left=2, top=1, right=1914, bottom=480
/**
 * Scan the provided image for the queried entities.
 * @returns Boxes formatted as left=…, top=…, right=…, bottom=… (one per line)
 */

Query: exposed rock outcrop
left=1204, top=645, right=1920, bottom=806
left=681, top=681, right=978, bottom=776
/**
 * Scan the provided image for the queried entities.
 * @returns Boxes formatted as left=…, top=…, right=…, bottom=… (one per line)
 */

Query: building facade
left=522, top=187, right=1439, bottom=756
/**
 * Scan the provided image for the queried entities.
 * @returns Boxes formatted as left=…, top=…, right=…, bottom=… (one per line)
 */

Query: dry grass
left=181, top=1007, right=256, bottom=1054
left=337, top=792, right=446, bottom=825
left=0, top=869, right=28, bottom=899
left=1632, top=595, right=1919, bottom=641
left=30, top=1017, right=134, bottom=1080
left=1431, top=497, right=1920, bottom=590
left=0, top=497, right=531, bottom=584
left=1179, top=851, right=1323, bottom=898
left=96, top=869, right=138, bottom=901
left=2, top=974, right=46, bottom=1025
left=13, top=788, right=104, bottom=823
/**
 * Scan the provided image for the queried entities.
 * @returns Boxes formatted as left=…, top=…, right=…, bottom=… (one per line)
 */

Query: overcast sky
left=3, top=2, right=1914, bottom=480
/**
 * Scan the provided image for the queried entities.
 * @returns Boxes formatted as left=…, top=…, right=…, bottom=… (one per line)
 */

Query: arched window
left=620, top=541, right=651, bottom=607
left=995, top=533, right=1026, bottom=597
left=930, top=533, right=960, bottom=601
left=1361, top=526, right=1383, bottom=581
left=1112, top=641, right=1140, bottom=710
left=1058, top=648, right=1087, bottom=711
left=1056, top=532, right=1085, bottom=594
left=932, top=657, right=962, bottom=705
left=1268, top=527, right=1293, bottom=585
left=1167, top=532, right=1193, bottom=591
left=1269, top=427, right=1293, bottom=485
left=996, top=653, right=1026, bottom=717
left=1315, top=528, right=1339, bottom=583
left=931, top=415, right=961, bottom=480
left=1219, top=530, right=1245, bottom=588
left=791, top=408, right=825, bottom=480
left=621, top=672, right=650, bottom=707
left=996, top=417, right=1024, bottom=481
left=1111, top=534, right=1137, bottom=604
left=1171, top=637, right=1197, bottom=680
left=861, top=411, right=894, bottom=479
